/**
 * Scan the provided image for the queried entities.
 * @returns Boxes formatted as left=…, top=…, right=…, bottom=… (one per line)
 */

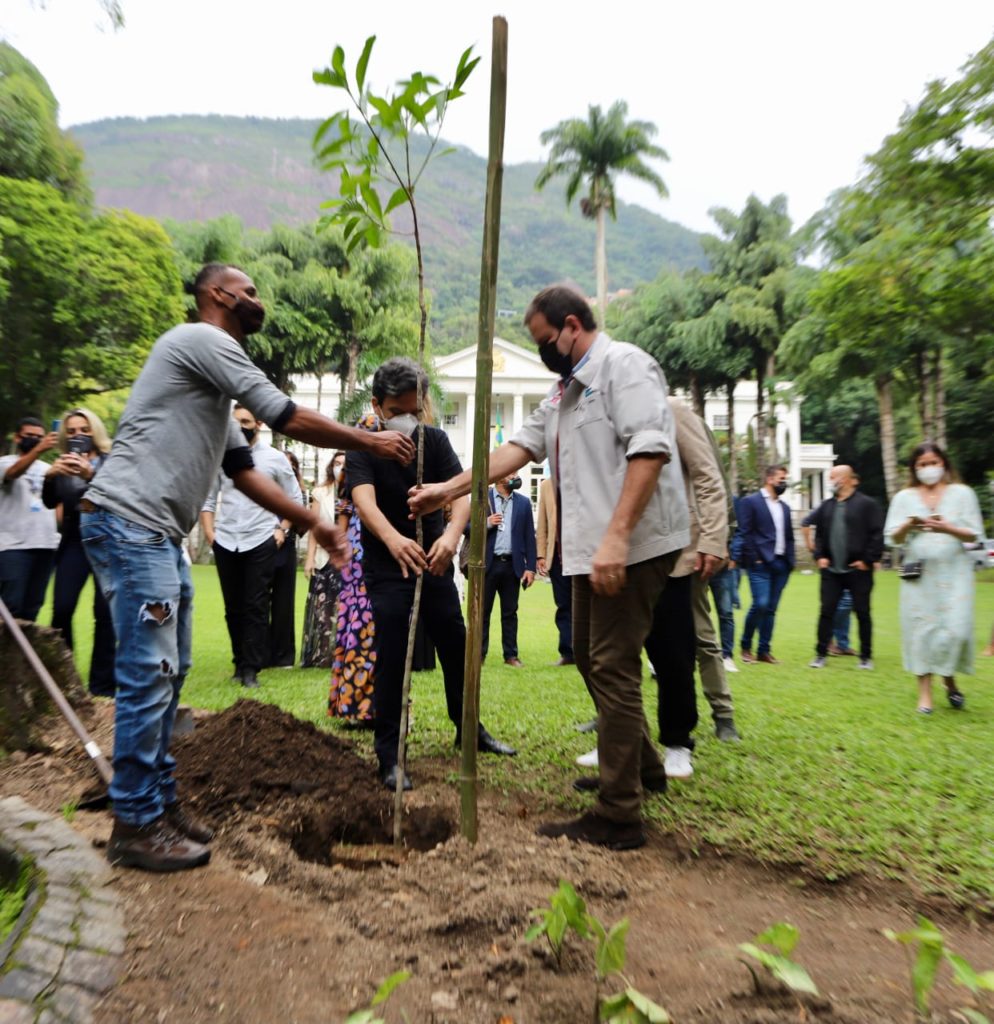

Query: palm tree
left=535, top=100, right=669, bottom=316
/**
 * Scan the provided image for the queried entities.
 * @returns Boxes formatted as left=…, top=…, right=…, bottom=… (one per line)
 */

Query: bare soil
left=3, top=698, right=994, bottom=1024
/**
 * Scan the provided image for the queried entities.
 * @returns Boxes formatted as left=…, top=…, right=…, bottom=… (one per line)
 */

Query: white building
left=287, top=337, right=834, bottom=511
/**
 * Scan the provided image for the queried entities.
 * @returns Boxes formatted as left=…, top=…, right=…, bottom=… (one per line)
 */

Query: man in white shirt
left=0, top=417, right=61, bottom=619
left=200, top=405, right=303, bottom=689
left=730, top=465, right=795, bottom=664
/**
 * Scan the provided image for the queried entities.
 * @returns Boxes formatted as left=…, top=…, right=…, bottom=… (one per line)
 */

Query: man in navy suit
left=730, top=465, right=794, bottom=664
left=482, top=473, right=537, bottom=666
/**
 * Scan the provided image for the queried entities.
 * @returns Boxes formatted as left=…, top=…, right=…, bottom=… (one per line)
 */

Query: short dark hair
left=906, top=440, right=957, bottom=486
left=524, top=286, right=598, bottom=332
left=763, top=464, right=788, bottom=480
left=15, top=417, right=43, bottom=433
left=371, top=357, right=428, bottom=403
left=193, top=263, right=239, bottom=305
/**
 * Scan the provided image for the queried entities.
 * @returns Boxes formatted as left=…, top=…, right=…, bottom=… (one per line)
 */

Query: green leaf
left=625, top=987, right=672, bottom=1022
left=384, top=186, right=409, bottom=215
left=343, top=1011, right=377, bottom=1024
left=312, top=68, right=346, bottom=88
left=755, top=922, right=799, bottom=957
left=453, top=45, right=480, bottom=90
left=547, top=907, right=567, bottom=954
left=360, top=182, right=383, bottom=224
left=976, top=971, right=994, bottom=991
left=331, top=45, right=346, bottom=83
left=599, top=992, right=633, bottom=1020
left=596, top=918, right=630, bottom=980
left=911, top=940, right=943, bottom=1014
left=370, top=970, right=409, bottom=1006
left=355, top=36, right=375, bottom=93
left=959, top=1009, right=992, bottom=1024
left=948, top=952, right=981, bottom=992
left=524, top=921, right=546, bottom=943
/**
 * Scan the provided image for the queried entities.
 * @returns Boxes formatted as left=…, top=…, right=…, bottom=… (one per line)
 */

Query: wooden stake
left=460, top=15, right=508, bottom=844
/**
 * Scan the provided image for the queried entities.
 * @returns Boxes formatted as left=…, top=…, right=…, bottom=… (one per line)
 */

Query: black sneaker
left=714, top=718, right=742, bottom=743
left=572, top=775, right=666, bottom=795
left=536, top=811, right=645, bottom=851
left=107, top=817, right=210, bottom=872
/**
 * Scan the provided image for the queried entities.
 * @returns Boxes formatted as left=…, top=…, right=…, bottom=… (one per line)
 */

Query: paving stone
left=0, top=967, right=54, bottom=1001
left=77, top=900, right=120, bottom=928
left=28, top=917, right=77, bottom=948
left=12, top=937, right=66, bottom=979
left=74, top=918, right=124, bottom=957
left=32, top=854, right=92, bottom=887
left=58, top=949, right=119, bottom=994
left=50, top=983, right=97, bottom=1022
left=32, top=900, right=80, bottom=931
left=42, top=885, right=82, bottom=907
left=36, top=1011, right=65, bottom=1024
left=0, top=998, right=35, bottom=1024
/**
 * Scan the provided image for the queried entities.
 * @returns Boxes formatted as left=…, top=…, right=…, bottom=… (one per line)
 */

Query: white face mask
left=332, top=465, right=343, bottom=483
left=827, top=481, right=840, bottom=495
left=383, top=413, right=420, bottom=437
left=916, top=465, right=945, bottom=486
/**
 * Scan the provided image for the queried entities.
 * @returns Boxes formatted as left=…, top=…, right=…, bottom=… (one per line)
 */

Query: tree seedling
left=886, top=915, right=994, bottom=1021
left=738, top=921, right=818, bottom=997
left=524, top=879, right=590, bottom=966
left=344, top=969, right=410, bottom=1024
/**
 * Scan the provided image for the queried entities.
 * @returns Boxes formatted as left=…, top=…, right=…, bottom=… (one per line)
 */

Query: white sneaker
left=722, top=656, right=739, bottom=673
left=664, top=746, right=694, bottom=779
left=575, top=747, right=599, bottom=768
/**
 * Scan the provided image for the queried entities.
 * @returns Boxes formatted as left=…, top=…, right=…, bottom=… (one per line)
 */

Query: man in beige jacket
left=536, top=475, right=574, bottom=665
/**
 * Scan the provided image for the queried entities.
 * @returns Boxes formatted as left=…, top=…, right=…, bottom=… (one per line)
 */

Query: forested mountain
left=70, top=115, right=704, bottom=348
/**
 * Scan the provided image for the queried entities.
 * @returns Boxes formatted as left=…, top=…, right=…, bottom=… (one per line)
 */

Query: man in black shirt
left=806, top=465, right=884, bottom=670
left=347, top=358, right=516, bottom=790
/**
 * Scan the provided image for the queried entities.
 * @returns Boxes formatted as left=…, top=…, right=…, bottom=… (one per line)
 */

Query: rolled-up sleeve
left=509, top=401, right=551, bottom=464
left=611, top=353, right=672, bottom=461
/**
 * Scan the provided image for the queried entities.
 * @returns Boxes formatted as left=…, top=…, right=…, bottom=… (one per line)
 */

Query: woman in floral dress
left=300, top=454, right=344, bottom=668
left=328, top=416, right=379, bottom=723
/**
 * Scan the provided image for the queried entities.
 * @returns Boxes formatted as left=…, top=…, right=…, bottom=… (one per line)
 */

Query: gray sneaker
left=809, top=656, right=826, bottom=669
left=714, top=718, right=742, bottom=742
left=858, top=659, right=874, bottom=670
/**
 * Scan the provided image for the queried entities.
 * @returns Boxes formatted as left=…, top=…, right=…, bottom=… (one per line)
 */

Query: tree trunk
left=754, top=362, right=766, bottom=468
left=346, top=337, right=360, bottom=400
left=314, top=365, right=324, bottom=478
left=764, top=353, right=777, bottom=463
left=689, top=373, right=705, bottom=417
left=917, top=350, right=935, bottom=440
left=934, top=347, right=946, bottom=448
left=595, top=204, right=608, bottom=322
left=726, top=382, right=738, bottom=496
left=875, top=374, right=899, bottom=501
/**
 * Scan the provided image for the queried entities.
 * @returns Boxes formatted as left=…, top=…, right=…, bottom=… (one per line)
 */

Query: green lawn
left=43, top=565, right=994, bottom=907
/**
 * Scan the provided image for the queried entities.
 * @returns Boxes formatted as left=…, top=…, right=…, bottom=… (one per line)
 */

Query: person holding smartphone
left=42, top=409, right=116, bottom=696
left=884, top=441, right=983, bottom=714
left=0, top=416, right=60, bottom=620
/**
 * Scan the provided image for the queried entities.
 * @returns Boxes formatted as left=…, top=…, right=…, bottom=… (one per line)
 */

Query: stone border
left=0, top=797, right=124, bottom=1024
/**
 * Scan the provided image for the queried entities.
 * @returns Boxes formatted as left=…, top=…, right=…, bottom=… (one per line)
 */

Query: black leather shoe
left=454, top=725, right=517, bottom=756
left=536, top=811, right=645, bottom=850
left=552, top=656, right=576, bottom=666
left=164, top=801, right=215, bottom=843
left=241, top=670, right=260, bottom=689
left=572, top=775, right=666, bottom=795
left=381, top=765, right=413, bottom=791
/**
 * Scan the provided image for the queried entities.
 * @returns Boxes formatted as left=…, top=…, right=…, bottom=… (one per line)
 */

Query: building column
left=512, top=393, right=524, bottom=436
left=465, top=393, right=475, bottom=461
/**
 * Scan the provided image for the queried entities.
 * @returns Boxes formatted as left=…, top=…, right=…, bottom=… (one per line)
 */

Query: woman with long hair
left=300, top=452, right=344, bottom=668
left=42, top=408, right=116, bottom=696
left=884, top=441, right=983, bottom=714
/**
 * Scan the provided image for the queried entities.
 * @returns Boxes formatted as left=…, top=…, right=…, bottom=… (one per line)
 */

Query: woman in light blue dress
left=884, top=441, right=984, bottom=714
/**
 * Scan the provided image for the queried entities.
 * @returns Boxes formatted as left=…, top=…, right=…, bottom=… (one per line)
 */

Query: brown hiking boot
left=536, top=811, right=645, bottom=850
left=107, top=817, right=211, bottom=872
left=164, top=801, right=215, bottom=843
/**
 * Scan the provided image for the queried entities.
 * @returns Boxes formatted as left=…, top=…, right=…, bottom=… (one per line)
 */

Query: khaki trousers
left=572, top=552, right=677, bottom=824
left=691, top=572, right=735, bottom=721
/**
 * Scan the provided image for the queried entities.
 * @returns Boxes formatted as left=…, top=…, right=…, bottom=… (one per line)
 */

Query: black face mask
left=241, top=427, right=257, bottom=444
left=220, top=288, right=266, bottom=335
left=507, top=477, right=522, bottom=491
left=17, top=435, right=41, bottom=454
left=772, top=482, right=787, bottom=496
left=539, top=341, right=573, bottom=378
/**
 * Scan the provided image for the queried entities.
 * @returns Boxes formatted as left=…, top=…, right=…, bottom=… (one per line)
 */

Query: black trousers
left=482, top=556, right=521, bottom=660
left=550, top=552, right=573, bottom=659
left=817, top=569, right=873, bottom=659
left=643, top=574, right=697, bottom=749
left=366, top=570, right=466, bottom=772
left=269, top=538, right=297, bottom=667
left=51, top=538, right=116, bottom=696
left=213, top=538, right=278, bottom=673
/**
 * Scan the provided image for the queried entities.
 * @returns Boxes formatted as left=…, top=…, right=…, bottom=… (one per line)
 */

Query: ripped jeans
left=81, top=509, right=193, bottom=825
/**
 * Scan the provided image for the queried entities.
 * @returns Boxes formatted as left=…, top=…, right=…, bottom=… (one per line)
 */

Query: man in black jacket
left=807, top=466, right=883, bottom=670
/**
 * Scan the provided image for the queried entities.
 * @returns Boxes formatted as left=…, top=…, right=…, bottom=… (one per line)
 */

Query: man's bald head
left=193, top=263, right=247, bottom=310
left=192, top=263, right=265, bottom=341
left=829, top=464, right=858, bottom=498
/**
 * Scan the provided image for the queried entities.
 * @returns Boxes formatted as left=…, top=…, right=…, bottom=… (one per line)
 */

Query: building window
left=443, top=401, right=458, bottom=427
left=712, top=414, right=729, bottom=429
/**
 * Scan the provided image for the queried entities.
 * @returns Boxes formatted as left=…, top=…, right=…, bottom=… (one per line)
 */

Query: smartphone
left=51, top=419, right=61, bottom=433
left=67, top=435, right=93, bottom=455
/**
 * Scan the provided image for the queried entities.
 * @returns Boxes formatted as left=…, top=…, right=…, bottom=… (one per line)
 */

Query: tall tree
left=535, top=100, right=668, bottom=316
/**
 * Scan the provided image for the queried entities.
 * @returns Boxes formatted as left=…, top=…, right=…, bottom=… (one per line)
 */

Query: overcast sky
left=3, top=1, right=992, bottom=233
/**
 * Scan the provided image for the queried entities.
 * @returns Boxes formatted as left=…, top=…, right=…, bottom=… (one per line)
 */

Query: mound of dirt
left=173, top=699, right=451, bottom=855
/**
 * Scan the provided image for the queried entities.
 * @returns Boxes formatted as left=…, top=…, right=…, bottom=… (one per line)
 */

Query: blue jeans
left=708, top=568, right=736, bottom=659
left=741, top=557, right=791, bottom=656
left=81, top=510, right=193, bottom=825
left=833, top=588, right=853, bottom=648
left=0, top=548, right=55, bottom=621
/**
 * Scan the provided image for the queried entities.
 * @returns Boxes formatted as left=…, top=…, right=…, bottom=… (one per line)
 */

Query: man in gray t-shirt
left=81, top=262, right=415, bottom=874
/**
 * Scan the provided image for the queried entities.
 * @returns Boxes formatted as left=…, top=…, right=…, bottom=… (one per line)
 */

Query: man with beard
left=81, top=263, right=414, bottom=873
